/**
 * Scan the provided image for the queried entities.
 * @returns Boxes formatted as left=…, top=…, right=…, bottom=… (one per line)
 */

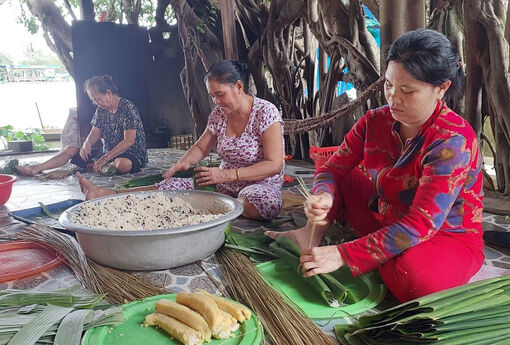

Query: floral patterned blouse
left=90, top=98, right=147, bottom=167
left=207, top=96, right=284, bottom=193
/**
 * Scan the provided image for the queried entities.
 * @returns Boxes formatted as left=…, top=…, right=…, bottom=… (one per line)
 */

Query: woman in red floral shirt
left=267, top=29, right=484, bottom=302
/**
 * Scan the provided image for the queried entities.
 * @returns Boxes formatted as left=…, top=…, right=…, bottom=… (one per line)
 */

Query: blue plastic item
left=9, top=199, right=83, bottom=231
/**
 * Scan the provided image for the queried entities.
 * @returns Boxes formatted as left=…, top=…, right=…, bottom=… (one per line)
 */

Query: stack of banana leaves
left=225, top=229, right=363, bottom=307
left=119, top=168, right=194, bottom=189
left=334, top=274, right=510, bottom=345
left=0, top=285, right=124, bottom=345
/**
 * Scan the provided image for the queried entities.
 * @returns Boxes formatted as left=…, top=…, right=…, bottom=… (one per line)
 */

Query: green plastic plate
left=256, top=259, right=386, bottom=320
left=82, top=294, right=263, bottom=345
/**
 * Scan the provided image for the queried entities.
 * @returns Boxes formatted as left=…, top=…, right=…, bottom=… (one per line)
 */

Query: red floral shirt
left=313, top=101, right=484, bottom=276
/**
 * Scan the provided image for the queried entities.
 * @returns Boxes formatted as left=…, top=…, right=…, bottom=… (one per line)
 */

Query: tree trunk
left=463, top=0, right=484, bottom=135
left=26, top=0, right=74, bottom=77
left=122, top=0, right=142, bottom=24
left=405, top=0, right=425, bottom=30
left=465, top=0, right=510, bottom=194
left=379, top=0, right=404, bottom=71
left=170, top=0, right=224, bottom=137
left=506, top=1, right=510, bottom=47
left=79, top=0, right=95, bottom=21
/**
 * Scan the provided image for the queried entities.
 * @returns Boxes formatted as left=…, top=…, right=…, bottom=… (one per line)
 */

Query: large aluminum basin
left=59, top=190, right=243, bottom=270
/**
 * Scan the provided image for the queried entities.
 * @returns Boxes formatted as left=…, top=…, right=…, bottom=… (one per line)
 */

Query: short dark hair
left=387, top=29, right=464, bottom=108
left=205, top=60, right=248, bottom=88
left=83, top=75, right=119, bottom=95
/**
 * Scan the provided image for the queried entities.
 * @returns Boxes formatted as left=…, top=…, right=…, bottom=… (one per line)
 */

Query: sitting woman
left=78, top=60, right=285, bottom=220
left=266, top=29, right=484, bottom=302
left=75, top=75, right=148, bottom=174
left=15, top=109, right=80, bottom=176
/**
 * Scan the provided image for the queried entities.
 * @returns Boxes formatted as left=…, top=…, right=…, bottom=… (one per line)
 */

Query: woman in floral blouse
left=267, top=29, right=484, bottom=302
left=78, top=61, right=284, bottom=220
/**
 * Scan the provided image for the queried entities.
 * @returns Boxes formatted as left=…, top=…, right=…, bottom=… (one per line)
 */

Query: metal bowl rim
left=58, top=190, right=243, bottom=237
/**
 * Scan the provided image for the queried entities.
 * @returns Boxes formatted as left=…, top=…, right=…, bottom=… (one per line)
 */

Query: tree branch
left=362, top=0, right=379, bottom=20
left=26, top=0, right=73, bottom=76
left=63, top=0, right=77, bottom=21
left=284, top=76, right=384, bottom=134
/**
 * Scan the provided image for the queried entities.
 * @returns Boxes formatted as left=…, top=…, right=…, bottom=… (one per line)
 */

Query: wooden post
left=219, top=0, right=238, bottom=60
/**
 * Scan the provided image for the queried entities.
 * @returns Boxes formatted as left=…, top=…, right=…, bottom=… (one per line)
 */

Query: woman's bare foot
left=15, top=165, right=40, bottom=176
left=265, top=220, right=330, bottom=250
left=76, top=172, right=116, bottom=200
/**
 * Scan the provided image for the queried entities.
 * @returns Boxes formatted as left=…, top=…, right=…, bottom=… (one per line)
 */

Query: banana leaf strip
left=7, top=304, right=72, bottom=345
left=54, top=309, right=92, bottom=345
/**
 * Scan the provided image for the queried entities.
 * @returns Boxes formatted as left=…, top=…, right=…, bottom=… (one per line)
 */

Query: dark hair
left=387, top=29, right=464, bottom=108
left=83, top=75, right=119, bottom=95
left=205, top=60, right=248, bottom=89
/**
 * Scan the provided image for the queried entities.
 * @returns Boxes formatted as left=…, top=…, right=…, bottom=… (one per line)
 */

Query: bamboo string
left=3, top=224, right=167, bottom=303
left=37, top=163, right=78, bottom=181
left=296, top=176, right=317, bottom=249
left=217, top=248, right=338, bottom=345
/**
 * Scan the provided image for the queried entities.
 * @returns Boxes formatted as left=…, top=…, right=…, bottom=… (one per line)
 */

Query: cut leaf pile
left=334, top=274, right=510, bottom=345
left=0, top=285, right=123, bottom=345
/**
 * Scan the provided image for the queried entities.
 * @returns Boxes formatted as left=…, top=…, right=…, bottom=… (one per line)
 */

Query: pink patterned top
left=207, top=96, right=284, bottom=193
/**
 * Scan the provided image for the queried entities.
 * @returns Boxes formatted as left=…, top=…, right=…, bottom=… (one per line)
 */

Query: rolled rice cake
left=144, top=313, right=203, bottom=345
left=144, top=291, right=253, bottom=344
left=155, top=299, right=211, bottom=341
left=196, top=289, right=252, bottom=322
left=176, top=292, right=239, bottom=339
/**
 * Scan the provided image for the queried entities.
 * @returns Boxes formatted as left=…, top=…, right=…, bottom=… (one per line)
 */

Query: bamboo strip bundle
left=335, top=274, right=510, bottom=344
left=38, top=164, right=79, bottom=181
left=3, top=224, right=167, bottom=303
left=217, top=248, right=338, bottom=345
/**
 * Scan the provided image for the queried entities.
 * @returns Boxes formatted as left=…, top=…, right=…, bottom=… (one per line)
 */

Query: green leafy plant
left=0, top=125, right=49, bottom=151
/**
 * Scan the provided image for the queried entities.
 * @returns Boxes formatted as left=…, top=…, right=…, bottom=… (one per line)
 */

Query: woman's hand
left=93, top=156, right=108, bottom=173
left=80, top=142, right=92, bottom=161
left=162, top=161, right=190, bottom=179
left=300, top=245, right=345, bottom=277
left=194, top=166, right=233, bottom=186
left=304, top=192, right=333, bottom=223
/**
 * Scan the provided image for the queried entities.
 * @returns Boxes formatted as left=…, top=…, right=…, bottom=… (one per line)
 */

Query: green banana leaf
left=335, top=275, right=510, bottom=344
left=270, top=236, right=361, bottom=307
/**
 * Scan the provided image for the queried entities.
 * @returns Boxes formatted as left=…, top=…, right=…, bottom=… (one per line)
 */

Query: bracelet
left=235, top=168, right=240, bottom=181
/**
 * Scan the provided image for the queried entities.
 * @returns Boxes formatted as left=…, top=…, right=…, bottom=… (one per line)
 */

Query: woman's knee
left=238, top=196, right=264, bottom=220
left=379, top=241, right=481, bottom=302
left=113, top=158, right=132, bottom=174
left=379, top=256, right=427, bottom=302
left=238, top=184, right=282, bottom=220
